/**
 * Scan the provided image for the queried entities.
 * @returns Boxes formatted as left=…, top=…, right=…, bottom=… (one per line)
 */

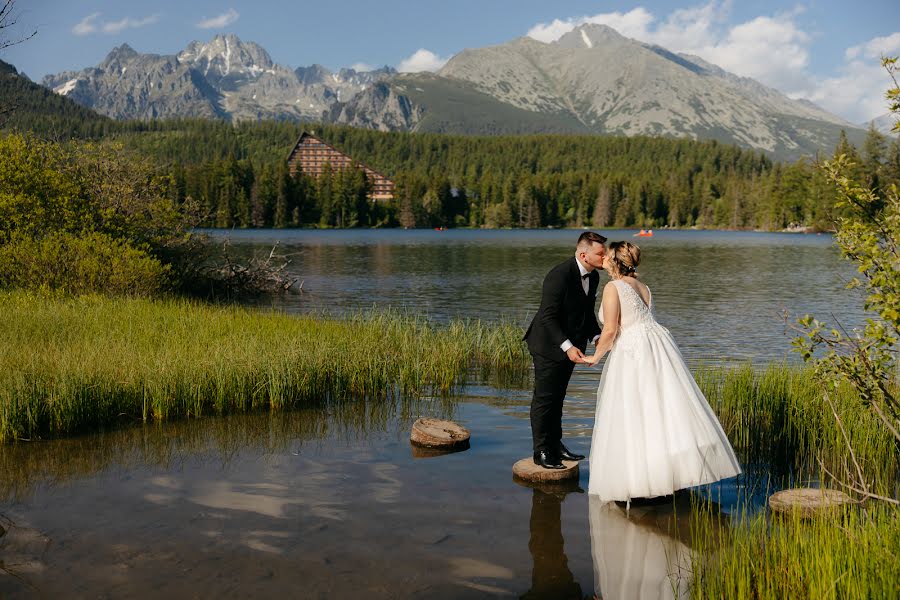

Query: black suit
left=523, top=257, right=602, bottom=454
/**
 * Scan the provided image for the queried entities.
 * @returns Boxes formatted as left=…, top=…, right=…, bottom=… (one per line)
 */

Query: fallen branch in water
left=208, top=240, right=300, bottom=295
left=818, top=458, right=900, bottom=506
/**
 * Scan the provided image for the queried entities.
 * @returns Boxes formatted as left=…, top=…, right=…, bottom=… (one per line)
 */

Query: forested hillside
left=4, top=77, right=899, bottom=231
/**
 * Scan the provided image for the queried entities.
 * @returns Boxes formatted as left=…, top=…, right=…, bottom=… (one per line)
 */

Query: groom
left=523, top=232, right=606, bottom=469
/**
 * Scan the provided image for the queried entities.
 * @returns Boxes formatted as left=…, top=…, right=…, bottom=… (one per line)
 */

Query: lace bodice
left=599, top=279, right=655, bottom=330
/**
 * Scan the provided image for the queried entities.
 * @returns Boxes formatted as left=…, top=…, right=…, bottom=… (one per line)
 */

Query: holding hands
left=566, top=345, right=604, bottom=366
left=566, top=346, right=587, bottom=364
left=584, top=349, right=603, bottom=366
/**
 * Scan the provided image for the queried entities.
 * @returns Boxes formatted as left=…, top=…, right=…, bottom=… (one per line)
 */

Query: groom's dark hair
left=576, top=231, right=607, bottom=249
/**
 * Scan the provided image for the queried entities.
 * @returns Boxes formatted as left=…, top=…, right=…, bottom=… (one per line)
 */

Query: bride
left=585, top=241, right=741, bottom=503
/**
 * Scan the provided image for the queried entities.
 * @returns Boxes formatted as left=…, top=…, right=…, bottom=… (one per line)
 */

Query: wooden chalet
left=286, top=132, right=395, bottom=201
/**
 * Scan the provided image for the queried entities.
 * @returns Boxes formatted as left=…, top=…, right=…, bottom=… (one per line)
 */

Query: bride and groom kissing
left=524, top=232, right=741, bottom=503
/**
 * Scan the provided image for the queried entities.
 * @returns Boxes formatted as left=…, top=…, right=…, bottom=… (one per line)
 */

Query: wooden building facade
left=286, top=132, right=395, bottom=201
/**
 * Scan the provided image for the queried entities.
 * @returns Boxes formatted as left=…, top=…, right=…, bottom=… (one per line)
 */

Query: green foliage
left=0, top=231, right=169, bottom=296
left=793, top=58, right=900, bottom=476
left=0, top=59, right=108, bottom=132
left=885, top=57, right=900, bottom=134
left=0, top=133, right=197, bottom=296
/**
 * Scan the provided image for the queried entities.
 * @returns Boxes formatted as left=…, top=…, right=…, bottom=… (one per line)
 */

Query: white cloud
left=350, top=62, right=375, bottom=72
left=397, top=49, right=448, bottom=73
left=72, top=13, right=101, bottom=36
left=73, top=12, right=159, bottom=36
left=525, top=2, right=899, bottom=122
left=846, top=32, right=900, bottom=60
left=694, top=15, right=812, bottom=92
left=196, top=8, right=239, bottom=29
left=102, top=15, right=160, bottom=34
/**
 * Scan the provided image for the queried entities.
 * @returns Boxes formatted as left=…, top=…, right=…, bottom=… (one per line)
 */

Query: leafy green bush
left=0, top=231, right=168, bottom=296
left=0, top=132, right=195, bottom=295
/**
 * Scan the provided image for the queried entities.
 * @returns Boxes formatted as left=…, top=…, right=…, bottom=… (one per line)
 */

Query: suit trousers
left=530, top=352, right=577, bottom=454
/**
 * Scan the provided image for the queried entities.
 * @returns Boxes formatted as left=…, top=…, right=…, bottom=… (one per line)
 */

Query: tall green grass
left=688, top=365, right=899, bottom=598
left=688, top=501, right=900, bottom=599
left=0, top=292, right=529, bottom=442
left=698, top=364, right=898, bottom=499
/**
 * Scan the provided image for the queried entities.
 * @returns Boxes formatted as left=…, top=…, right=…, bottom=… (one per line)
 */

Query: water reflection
left=0, top=395, right=451, bottom=502
left=520, top=480, right=586, bottom=600
left=590, top=495, right=690, bottom=599
left=588, top=493, right=731, bottom=600
left=1, top=382, right=781, bottom=598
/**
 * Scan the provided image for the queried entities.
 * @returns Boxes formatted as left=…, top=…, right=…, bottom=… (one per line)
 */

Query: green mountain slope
left=0, top=60, right=109, bottom=135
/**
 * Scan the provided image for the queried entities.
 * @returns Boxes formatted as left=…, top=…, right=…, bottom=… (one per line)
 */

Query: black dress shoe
left=558, top=442, right=585, bottom=462
left=533, top=450, right=565, bottom=469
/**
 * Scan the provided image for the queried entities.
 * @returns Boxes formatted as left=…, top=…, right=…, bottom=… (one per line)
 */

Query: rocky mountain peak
left=295, top=63, right=332, bottom=85
left=177, top=33, right=275, bottom=80
left=100, top=43, right=139, bottom=68
left=555, top=23, right=629, bottom=50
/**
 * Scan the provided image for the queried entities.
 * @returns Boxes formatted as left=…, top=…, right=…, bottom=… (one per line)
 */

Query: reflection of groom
left=523, top=232, right=606, bottom=469
left=520, top=484, right=584, bottom=600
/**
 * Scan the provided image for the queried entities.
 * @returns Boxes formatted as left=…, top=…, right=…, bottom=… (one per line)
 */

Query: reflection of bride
left=588, top=495, right=692, bottom=600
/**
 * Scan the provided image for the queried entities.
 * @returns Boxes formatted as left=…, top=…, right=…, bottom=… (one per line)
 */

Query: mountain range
left=38, top=28, right=870, bottom=160
left=42, top=34, right=395, bottom=121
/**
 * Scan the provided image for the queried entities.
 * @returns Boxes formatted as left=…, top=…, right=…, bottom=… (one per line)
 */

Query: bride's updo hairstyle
left=608, top=241, right=641, bottom=278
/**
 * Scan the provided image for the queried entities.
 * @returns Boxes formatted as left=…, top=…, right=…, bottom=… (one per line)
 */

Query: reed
left=0, top=292, right=529, bottom=443
left=686, top=365, right=899, bottom=598
left=688, top=501, right=900, bottom=599
left=698, top=364, right=899, bottom=498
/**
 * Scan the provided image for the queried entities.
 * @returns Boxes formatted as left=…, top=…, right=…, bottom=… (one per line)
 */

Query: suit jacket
left=524, top=257, right=602, bottom=361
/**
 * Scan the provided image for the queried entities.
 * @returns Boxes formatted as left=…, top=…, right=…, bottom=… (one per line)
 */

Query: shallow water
left=1, top=385, right=771, bottom=598
left=216, top=228, right=863, bottom=365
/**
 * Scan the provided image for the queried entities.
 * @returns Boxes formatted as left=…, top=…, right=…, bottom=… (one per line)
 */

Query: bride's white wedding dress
left=588, top=279, right=741, bottom=502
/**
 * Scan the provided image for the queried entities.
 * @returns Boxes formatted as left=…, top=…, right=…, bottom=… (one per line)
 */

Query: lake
left=0, top=229, right=862, bottom=598
left=223, top=228, right=863, bottom=365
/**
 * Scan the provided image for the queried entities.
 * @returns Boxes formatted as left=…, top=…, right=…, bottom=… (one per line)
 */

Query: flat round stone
left=768, top=488, right=858, bottom=518
left=410, top=418, right=470, bottom=449
left=513, top=457, right=580, bottom=483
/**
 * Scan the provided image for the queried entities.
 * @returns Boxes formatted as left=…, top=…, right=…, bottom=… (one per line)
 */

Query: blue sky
left=3, top=0, right=899, bottom=122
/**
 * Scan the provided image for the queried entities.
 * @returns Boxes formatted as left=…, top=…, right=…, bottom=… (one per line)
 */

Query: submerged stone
left=768, top=487, right=858, bottom=518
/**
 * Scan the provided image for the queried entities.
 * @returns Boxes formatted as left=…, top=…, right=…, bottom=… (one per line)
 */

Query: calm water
left=219, top=228, right=864, bottom=365
left=1, top=229, right=857, bottom=597
left=1, top=389, right=764, bottom=599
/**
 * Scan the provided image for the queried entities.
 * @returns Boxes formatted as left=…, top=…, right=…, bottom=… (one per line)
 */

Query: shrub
left=0, top=231, right=169, bottom=296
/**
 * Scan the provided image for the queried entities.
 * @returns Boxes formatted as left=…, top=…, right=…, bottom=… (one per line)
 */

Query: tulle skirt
left=588, top=323, right=741, bottom=501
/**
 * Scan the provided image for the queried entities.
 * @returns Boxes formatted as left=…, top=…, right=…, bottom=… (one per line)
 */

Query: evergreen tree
left=592, top=183, right=611, bottom=228
left=862, top=124, right=888, bottom=194
left=274, top=164, right=291, bottom=228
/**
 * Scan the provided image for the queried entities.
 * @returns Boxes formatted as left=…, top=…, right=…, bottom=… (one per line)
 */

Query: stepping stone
left=410, top=418, right=470, bottom=450
left=512, top=457, right=580, bottom=483
left=768, top=487, right=858, bottom=518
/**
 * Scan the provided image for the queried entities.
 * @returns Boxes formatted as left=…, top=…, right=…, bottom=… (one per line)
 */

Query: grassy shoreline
left=0, top=292, right=528, bottom=443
